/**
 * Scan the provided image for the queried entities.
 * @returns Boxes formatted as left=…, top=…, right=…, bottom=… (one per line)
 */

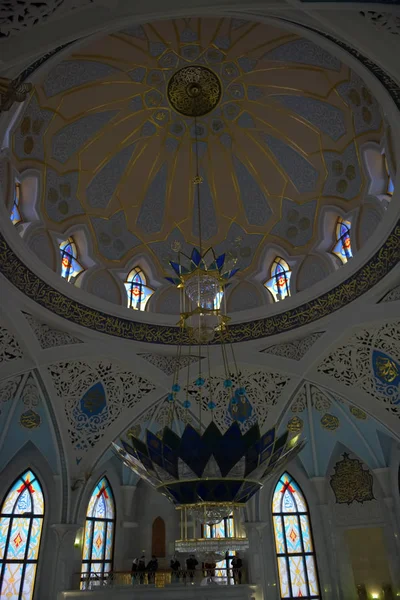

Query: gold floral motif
left=287, top=416, right=303, bottom=433
left=193, top=175, right=203, bottom=185
left=320, top=413, right=339, bottom=431
left=167, top=65, right=221, bottom=117
left=349, top=406, right=367, bottom=420
left=330, top=453, right=374, bottom=504
left=20, top=409, right=41, bottom=429
left=127, top=424, right=141, bottom=439
left=375, top=355, right=399, bottom=383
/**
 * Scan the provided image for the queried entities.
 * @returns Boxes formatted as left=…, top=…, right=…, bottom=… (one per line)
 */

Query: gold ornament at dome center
left=167, top=65, right=221, bottom=117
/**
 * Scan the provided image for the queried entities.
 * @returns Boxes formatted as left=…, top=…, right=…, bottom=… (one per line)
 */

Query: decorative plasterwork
left=0, top=374, right=23, bottom=412
left=185, top=368, right=291, bottom=433
left=138, top=353, right=202, bottom=376
left=330, top=453, right=374, bottom=504
left=47, top=359, right=156, bottom=452
left=6, top=17, right=384, bottom=282
left=359, top=11, right=400, bottom=36
left=0, top=1, right=96, bottom=38
left=261, top=332, right=324, bottom=361
left=23, top=312, right=82, bottom=349
left=317, top=321, right=400, bottom=418
left=0, top=323, right=23, bottom=364
left=380, top=285, right=400, bottom=303
left=0, top=222, right=399, bottom=344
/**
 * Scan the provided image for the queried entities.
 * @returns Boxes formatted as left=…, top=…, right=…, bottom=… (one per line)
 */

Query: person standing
left=131, top=557, right=138, bottom=585
left=138, top=555, right=146, bottom=584
left=147, top=555, right=158, bottom=584
left=231, top=554, right=243, bottom=584
left=170, top=556, right=181, bottom=582
left=186, top=554, right=198, bottom=582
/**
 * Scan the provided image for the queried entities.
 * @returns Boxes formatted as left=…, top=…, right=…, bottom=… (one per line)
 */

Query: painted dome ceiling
left=9, top=16, right=384, bottom=279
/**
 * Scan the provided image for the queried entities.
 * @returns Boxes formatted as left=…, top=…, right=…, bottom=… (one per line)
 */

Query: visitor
left=232, top=554, right=243, bottom=584
left=147, top=555, right=158, bottom=584
left=186, top=554, right=198, bottom=582
left=170, top=556, right=181, bottom=582
left=131, top=557, right=138, bottom=585
left=138, top=555, right=146, bottom=584
left=204, top=560, right=216, bottom=578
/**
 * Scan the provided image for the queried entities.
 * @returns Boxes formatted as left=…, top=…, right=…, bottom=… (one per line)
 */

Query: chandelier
left=113, top=66, right=305, bottom=557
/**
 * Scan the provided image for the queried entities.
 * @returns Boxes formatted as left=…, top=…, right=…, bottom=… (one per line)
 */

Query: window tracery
left=81, top=477, right=115, bottom=589
left=0, top=469, right=44, bottom=599
left=124, top=266, right=154, bottom=310
left=332, top=218, right=352, bottom=264
left=59, top=237, right=84, bottom=282
left=264, top=257, right=291, bottom=302
left=272, top=472, right=320, bottom=599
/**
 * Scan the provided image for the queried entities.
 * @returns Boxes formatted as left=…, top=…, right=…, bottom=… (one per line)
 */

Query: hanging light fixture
left=113, top=64, right=305, bottom=557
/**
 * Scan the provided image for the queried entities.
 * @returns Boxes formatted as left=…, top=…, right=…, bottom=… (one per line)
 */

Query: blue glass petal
left=229, top=268, right=240, bottom=278
left=170, top=261, right=182, bottom=275
left=191, top=248, right=202, bottom=266
left=216, top=253, right=225, bottom=269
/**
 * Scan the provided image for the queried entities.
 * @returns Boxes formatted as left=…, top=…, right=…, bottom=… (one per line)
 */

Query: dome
left=2, top=16, right=395, bottom=322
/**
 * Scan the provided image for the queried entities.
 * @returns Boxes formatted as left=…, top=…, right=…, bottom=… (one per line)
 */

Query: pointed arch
left=124, top=266, right=154, bottom=310
left=81, top=477, right=115, bottom=588
left=0, top=469, right=45, bottom=599
left=152, top=516, right=166, bottom=558
left=331, top=217, right=353, bottom=264
left=59, top=237, right=84, bottom=282
left=272, top=472, right=320, bottom=599
left=264, top=257, right=291, bottom=302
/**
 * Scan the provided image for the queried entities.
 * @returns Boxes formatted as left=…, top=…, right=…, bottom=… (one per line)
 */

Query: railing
left=78, top=567, right=245, bottom=590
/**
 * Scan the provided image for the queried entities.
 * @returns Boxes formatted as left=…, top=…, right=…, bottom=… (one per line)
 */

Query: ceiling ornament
left=287, top=416, right=304, bottom=433
left=320, top=413, right=339, bottom=431
left=138, top=353, right=203, bottom=376
left=349, top=406, right=367, bottom=420
left=48, top=359, right=155, bottom=453
left=23, top=312, right=82, bottom=349
left=0, top=375, right=24, bottom=416
left=261, top=332, right=324, bottom=361
left=317, top=321, right=400, bottom=418
left=0, top=77, right=32, bottom=113
left=380, top=285, right=400, bottom=303
left=0, top=323, right=23, bottom=365
left=167, top=65, right=221, bottom=117
left=113, top=107, right=305, bottom=554
left=330, top=453, right=374, bottom=504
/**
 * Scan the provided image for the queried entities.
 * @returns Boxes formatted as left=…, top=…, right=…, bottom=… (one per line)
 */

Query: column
left=50, top=523, right=82, bottom=597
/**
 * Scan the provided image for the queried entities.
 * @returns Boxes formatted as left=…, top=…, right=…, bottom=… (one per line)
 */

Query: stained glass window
left=203, top=513, right=235, bottom=583
left=0, top=469, right=45, bottom=600
left=10, top=181, right=22, bottom=225
left=264, top=257, right=291, bottom=302
left=332, top=218, right=352, bottom=264
left=272, top=473, right=320, bottom=599
left=81, top=477, right=115, bottom=589
left=59, top=238, right=84, bottom=282
left=124, top=267, right=154, bottom=310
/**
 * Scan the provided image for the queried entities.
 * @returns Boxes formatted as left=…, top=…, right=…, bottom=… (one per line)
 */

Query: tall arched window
left=81, top=477, right=115, bottom=588
left=10, top=181, right=22, bottom=225
left=124, top=267, right=154, bottom=310
left=272, top=473, right=320, bottom=599
left=59, top=237, right=84, bottom=282
left=264, top=257, right=291, bottom=302
left=332, top=217, right=352, bottom=264
left=0, top=469, right=45, bottom=599
left=152, top=517, right=166, bottom=558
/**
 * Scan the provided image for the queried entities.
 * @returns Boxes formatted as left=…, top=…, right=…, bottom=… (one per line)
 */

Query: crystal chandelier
left=113, top=82, right=306, bottom=557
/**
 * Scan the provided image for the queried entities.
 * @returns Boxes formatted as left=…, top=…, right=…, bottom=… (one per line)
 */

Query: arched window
left=124, top=267, right=154, bottom=310
left=10, top=181, right=22, bottom=225
left=272, top=473, right=320, bottom=599
left=0, top=469, right=45, bottom=599
left=332, top=218, right=352, bottom=264
left=264, top=257, right=291, bottom=302
left=152, top=517, right=166, bottom=558
left=59, top=237, right=84, bottom=282
left=81, top=477, right=115, bottom=589
left=383, top=152, right=394, bottom=196
left=203, top=512, right=236, bottom=583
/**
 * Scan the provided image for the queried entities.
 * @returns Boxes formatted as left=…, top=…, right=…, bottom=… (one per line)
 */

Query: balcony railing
left=78, top=567, right=245, bottom=590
